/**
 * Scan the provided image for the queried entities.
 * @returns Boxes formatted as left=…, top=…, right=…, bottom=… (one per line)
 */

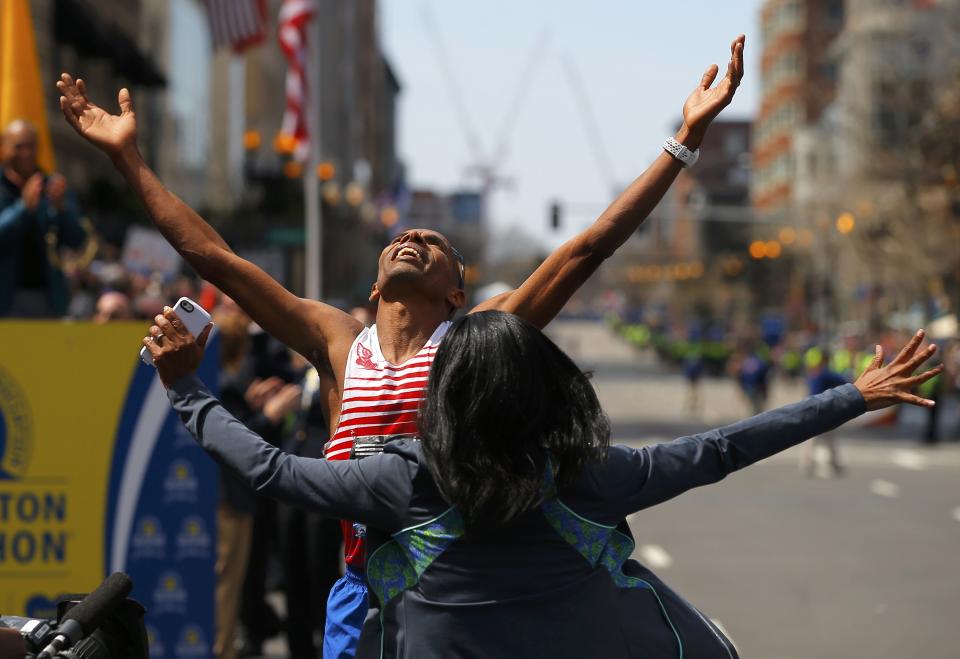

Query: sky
left=379, top=1, right=762, bottom=250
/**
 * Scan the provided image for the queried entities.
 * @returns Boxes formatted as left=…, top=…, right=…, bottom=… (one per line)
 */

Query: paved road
left=264, top=320, right=960, bottom=658
left=549, top=320, right=960, bottom=659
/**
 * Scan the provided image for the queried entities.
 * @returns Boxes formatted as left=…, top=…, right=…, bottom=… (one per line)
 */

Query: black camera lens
left=180, top=301, right=194, bottom=313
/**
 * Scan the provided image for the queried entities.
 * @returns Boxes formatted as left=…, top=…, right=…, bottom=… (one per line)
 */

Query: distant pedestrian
left=734, top=344, right=770, bottom=416
left=802, top=349, right=848, bottom=476
left=214, top=309, right=301, bottom=659
left=918, top=347, right=946, bottom=445
left=682, top=342, right=704, bottom=414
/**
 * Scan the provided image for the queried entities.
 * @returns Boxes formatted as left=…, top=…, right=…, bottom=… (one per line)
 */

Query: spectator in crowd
left=213, top=308, right=301, bottom=659
left=276, top=351, right=343, bottom=658
left=0, top=119, right=86, bottom=318
left=93, top=290, right=133, bottom=323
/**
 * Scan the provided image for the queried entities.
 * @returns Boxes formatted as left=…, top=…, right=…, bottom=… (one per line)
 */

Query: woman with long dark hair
left=148, top=308, right=941, bottom=658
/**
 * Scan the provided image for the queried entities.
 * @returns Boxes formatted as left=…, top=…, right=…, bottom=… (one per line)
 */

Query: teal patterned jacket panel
left=367, top=507, right=466, bottom=605
left=542, top=498, right=651, bottom=590
left=367, top=484, right=649, bottom=606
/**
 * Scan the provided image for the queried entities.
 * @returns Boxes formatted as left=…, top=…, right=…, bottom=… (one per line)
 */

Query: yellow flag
left=0, top=0, right=56, bottom=173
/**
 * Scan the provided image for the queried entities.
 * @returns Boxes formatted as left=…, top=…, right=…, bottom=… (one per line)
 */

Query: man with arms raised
left=58, top=35, right=744, bottom=657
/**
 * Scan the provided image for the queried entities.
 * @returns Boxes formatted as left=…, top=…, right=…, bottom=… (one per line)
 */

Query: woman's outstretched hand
left=854, top=330, right=943, bottom=411
left=142, top=307, right=213, bottom=388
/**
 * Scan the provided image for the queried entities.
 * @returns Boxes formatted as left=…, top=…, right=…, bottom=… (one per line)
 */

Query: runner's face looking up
left=372, top=229, right=465, bottom=313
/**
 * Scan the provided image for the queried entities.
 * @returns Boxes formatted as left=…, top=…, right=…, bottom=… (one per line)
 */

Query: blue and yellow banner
left=0, top=321, right=218, bottom=658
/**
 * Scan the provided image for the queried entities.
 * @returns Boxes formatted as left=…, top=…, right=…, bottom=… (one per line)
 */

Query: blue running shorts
left=323, top=567, right=368, bottom=658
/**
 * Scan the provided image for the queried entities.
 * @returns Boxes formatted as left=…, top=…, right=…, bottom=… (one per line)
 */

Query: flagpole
left=304, top=7, right=322, bottom=301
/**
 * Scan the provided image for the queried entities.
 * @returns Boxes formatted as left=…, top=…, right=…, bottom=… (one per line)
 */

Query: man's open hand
left=57, top=73, right=137, bottom=157
left=680, top=35, right=745, bottom=148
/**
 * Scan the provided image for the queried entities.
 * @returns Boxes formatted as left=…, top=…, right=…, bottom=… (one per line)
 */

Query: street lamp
left=282, top=161, right=303, bottom=179
left=243, top=130, right=261, bottom=150
left=317, top=162, right=336, bottom=181
left=836, top=212, right=856, bottom=234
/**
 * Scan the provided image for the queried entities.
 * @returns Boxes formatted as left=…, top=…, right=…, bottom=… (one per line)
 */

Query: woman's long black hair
left=419, top=311, right=610, bottom=528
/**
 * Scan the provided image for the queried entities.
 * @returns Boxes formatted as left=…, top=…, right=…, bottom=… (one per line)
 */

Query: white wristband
left=663, top=137, right=700, bottom=168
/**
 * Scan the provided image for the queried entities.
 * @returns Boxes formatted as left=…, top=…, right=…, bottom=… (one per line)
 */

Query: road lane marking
left=869, top=479, right=900, bottom=498
left=639, top=544, right=673, bottom=568
left=891, top=449, right=927, bottom=471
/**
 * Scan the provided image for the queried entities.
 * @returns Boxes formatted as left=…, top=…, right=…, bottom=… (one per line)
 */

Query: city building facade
left=753, top=0, right=844, bottom=218
left=756, top=0, right=960, bottom=330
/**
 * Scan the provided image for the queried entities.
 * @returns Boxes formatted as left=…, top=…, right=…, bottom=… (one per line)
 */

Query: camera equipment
left=0, top=573, right=148, bottom=659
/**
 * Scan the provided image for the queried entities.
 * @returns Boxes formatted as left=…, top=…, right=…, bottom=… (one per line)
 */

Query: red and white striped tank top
left=326, top=320, right=451, bottom=566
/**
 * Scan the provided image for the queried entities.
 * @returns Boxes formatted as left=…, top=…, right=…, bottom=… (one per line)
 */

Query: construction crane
left=420, top=5, right=550, bottom=223
left=560, top=52, right=620, bottom=200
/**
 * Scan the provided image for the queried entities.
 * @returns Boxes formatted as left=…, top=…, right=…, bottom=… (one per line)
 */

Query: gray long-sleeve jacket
left=169, top=375, right=865, bottom=659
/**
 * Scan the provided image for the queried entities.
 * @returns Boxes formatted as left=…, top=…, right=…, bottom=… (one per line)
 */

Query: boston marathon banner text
left=0, top=321, right=219, bottom=659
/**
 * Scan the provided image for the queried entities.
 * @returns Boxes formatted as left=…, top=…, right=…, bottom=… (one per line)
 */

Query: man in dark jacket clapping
left=0, top=119, right=85, bottom=318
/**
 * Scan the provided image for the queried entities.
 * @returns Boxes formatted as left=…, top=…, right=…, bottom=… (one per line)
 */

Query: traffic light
left=550, top=201, right=562, bottom=231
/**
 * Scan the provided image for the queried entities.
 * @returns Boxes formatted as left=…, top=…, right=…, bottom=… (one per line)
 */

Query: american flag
left=278, top=0, right=315, bottom=162
left=205, top=0, right=267, bottom=52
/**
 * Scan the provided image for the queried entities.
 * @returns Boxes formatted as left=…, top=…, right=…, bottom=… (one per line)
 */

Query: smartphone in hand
left=139, top=297, right=212, bottom=367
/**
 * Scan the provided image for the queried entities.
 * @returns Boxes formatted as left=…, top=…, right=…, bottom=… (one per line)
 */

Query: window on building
left=783, top=0, right=804, bottom=28
left=819, top=60, right=837, bottom=82
left=724, top=130, right=747, bottom=157
left=873, top=105, right=899, bottom=147
left=826, top=0, right=844, bottom=29
left=784, top=51, right=804, bottom=78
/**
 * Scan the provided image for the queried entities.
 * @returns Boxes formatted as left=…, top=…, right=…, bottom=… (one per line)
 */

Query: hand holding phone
left=140, top=297, right=212, bottom=367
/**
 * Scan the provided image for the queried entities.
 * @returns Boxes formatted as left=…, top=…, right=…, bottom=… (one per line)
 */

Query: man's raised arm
left=57, top=74, right=360, bottom=363
left=473, top=36, right=745, bottom=329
